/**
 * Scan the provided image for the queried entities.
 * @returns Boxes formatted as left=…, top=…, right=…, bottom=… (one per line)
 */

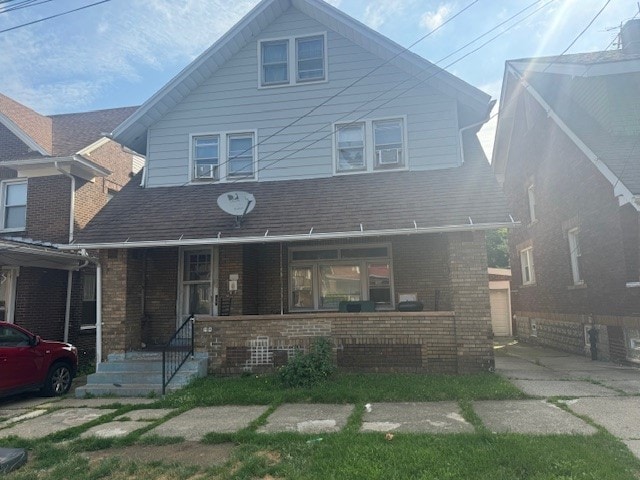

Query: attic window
left=259, top=33, right=327, bottom=87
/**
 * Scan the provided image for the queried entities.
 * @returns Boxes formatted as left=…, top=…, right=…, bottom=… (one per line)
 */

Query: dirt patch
left=81, top=441, right=235, bottom=468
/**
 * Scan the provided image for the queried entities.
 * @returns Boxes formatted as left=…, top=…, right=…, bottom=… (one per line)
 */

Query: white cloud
left=363, top=0, right=409, bottom=29
left=420, top=3, right=453, bottom=31
left=0, top=0, right=260, bottom=113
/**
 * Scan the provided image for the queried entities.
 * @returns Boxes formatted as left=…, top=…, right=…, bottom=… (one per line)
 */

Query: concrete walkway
left=0, top=341, right=638, bottom=459
left=495, top=340, right=640, bottom=458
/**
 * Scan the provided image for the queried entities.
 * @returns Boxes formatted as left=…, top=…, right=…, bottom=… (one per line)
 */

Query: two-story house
left=492, top=20, right=640, bottom=364
left=66, top=0, right=512, bottom=380
left=0, top=93, right=142, bottom=361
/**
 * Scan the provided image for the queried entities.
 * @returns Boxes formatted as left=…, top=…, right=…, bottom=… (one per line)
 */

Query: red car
left=0, top=322, right=78, bottom=397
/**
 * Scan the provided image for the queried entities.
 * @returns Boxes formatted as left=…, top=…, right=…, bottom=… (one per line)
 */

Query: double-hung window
left=191, top=132, right=256, bottom=182
left=374, top=119, right=403, bottom=168
left=259, top=33, right=326, bottom=87
left=568, top=228, right=583, bottom=285
left=296, top=35, right=324, bottom=82
left=227, top=134, right=255, bottom=178
left=193, top=135, right=219, bottom=180
left=261, top=40, right=289, bottom=85
left=335, top=118, right=406, bottom=174
left=336, top=123, right=365, bottom=171
left=290, top=245, right=393, bottom=311
left=1, top=180, right=27, bottom=231
left=520, top=247, right=535, bottom=285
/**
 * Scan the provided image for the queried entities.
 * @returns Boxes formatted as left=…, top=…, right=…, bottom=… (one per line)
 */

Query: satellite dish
left=217, top=191, right=256, bottom=227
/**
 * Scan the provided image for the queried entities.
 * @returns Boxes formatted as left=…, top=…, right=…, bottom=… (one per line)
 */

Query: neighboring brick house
left=0, top=93, right=142, bottom=361
left=492, top=20, right=640, bottom=364
left=64, top=0, right=512, bottom=374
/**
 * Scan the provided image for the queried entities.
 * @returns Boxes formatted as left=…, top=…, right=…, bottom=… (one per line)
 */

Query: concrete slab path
left=258, top=404, right=353, bottom=434
left=361, top=402, right=473, bottom=434
left=0, top=408, right=116, bottom=439
left=147, top=406, right=267, bottom=441
left=474, top=400, right=597, bottom=435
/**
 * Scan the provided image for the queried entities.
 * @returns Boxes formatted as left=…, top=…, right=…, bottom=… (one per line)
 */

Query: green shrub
left=279, top=337, right=335, bottom=387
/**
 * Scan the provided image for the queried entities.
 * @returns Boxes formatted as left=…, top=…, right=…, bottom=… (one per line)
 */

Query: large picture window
left=289, top=245, right=393, bottom=311
left=1, top=180, right=27, bottom=231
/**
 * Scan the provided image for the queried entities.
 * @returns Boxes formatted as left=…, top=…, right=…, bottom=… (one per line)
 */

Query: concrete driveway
left=495, top=340, right=640, bottom=458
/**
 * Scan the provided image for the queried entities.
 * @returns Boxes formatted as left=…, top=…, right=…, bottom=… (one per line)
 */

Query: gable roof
left=493, top=51, right=640, bottom=209
left=70, top=133, right=512, bottom=248
left=0, top=93, right=52, bottom=155
left=0, top=92, right=138, bottom=162
left=112, top=0, right=491, bottom=154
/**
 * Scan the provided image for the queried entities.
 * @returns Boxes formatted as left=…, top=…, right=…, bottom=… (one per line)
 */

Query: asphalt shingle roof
left=525, top=70, right=640, bottom=195
left=0, top=93, right=138, bottom=160
left=75, top=134, right=511, bottom=245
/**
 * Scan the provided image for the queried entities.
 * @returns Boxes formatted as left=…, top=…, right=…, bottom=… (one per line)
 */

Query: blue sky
left=0, top=0, right=635, bottom=156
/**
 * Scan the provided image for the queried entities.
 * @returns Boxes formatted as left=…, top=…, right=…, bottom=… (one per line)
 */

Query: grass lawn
left=2, top=373, right=640, bottom=479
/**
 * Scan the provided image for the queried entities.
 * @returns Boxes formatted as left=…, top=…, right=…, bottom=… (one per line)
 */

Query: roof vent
left=621, top=19, right=640, bottom=53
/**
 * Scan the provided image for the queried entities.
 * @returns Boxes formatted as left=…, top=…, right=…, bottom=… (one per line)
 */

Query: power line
left=238, top=0, right=554, bottom=182
left=180, top=0, right=547, bottom=185
left=0, top=0, right=110, bottom=34
left=0, top=0, right=52, bottom=15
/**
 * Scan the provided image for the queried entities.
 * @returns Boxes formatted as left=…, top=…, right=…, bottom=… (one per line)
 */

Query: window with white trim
left=335, top=118, right=406, bottom=174
left=182, top=249, right=212, bottom=315
left=190, top=132, right=256, bottom=182
left=568, top=227, right=583, bottom=285
left=193, top=135, right=219, bottom=180
left=296, top=35, right=324, bottom=82
left=259, top=33, right=326, bottom=87
left=1, top=180, right=27, bottom=231
left=527, top=184, right=536, bottom=223
left=289, top=245, right=393, bottom=311
left=261, top=40, right=289, bottom=85
left=520, top=247, right=535, bottom=285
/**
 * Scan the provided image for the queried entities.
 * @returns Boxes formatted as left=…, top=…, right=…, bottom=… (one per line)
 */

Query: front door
left=179, top=247, right=218, bottom=323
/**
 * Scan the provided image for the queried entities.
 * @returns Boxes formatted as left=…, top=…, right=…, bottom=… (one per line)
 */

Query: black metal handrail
left=162, top=314, right=195, bottom=395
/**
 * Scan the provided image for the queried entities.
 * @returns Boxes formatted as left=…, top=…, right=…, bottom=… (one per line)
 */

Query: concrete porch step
left=76, top=352, right=208, bottom=398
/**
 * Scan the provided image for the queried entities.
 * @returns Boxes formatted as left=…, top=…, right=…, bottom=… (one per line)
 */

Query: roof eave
left=63, top=221, right=518, bottom=250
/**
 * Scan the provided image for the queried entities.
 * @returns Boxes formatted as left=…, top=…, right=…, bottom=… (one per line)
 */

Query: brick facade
left=99, top=231, right=495, bottom=373
left=503, top=84, right=640, bottom=364
left=195, top=312, right=458, bottom=374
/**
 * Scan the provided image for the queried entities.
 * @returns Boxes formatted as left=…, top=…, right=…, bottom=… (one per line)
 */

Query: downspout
left=458, top=99, right=497, bottom=163
left=56, top=161, right=76, bottom=343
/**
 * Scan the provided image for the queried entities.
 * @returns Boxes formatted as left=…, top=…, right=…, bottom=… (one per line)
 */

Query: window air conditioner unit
left=377, top=148, right=401, bottom=165
left=196, top=164, right=217, bottom=178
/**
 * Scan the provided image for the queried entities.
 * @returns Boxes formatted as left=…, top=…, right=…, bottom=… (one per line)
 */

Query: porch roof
left=0, top=238, right=90, bottom=270
left=69, top=135, right=513, bottom=249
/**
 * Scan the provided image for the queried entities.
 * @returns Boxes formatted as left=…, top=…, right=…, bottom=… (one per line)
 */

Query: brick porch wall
left=194, top=312, right=459, bottom=374
left=448, top=231, right=494, bottom=372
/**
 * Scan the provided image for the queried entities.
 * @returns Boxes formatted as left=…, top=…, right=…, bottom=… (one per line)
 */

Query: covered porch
left=95, top=230, right=495, bottom=374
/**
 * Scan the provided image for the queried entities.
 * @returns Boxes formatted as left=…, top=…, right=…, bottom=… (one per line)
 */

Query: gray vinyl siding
left=145, top=6, right=461, bottom=188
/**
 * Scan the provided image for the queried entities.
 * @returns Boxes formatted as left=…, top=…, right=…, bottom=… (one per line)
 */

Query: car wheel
left=42, top=362, right=73, bottom=396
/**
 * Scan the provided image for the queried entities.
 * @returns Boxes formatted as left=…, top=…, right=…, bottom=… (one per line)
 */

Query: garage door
left=490, top=289, right=511, bottom=336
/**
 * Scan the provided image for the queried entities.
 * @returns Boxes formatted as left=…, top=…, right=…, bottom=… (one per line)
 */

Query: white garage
left=488, top=268, right=512, bottom=337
